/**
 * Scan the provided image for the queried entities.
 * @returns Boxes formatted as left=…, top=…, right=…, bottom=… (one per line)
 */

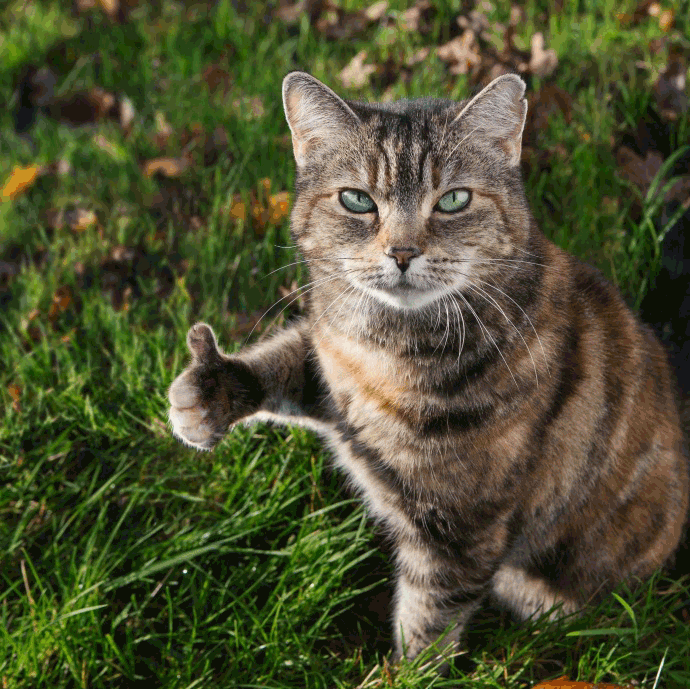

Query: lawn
left=1, top=1, right=689, bottom=687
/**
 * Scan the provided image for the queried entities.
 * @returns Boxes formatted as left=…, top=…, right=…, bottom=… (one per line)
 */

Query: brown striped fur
left=168, top=72, right=689, bottom=671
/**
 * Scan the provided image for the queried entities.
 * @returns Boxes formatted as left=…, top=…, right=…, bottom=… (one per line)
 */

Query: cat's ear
left=453, top=74, right=527, bottom=166
left=282, top=71, right=361, bottom=166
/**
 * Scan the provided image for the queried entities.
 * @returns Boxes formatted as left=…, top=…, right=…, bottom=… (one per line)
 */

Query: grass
left=1, top=0, right=689, bottom=687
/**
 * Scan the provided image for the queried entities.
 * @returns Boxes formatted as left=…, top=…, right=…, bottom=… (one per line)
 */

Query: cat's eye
left=436, top=189, right=471, bottom=213
left=340, top=189, right=377, bottom=214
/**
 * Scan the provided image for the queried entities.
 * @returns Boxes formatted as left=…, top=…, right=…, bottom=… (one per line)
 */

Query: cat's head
left=282, top=71, right=531, bottom=313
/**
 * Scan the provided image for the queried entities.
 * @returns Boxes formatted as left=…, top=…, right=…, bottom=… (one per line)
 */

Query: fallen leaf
left=527, top=32, right=558, bottom=77
left=119, top=95, right=135, bottom=133
left=315, top=1, right=385, bottom=39
left=47, top=286, right=73, bottom=322
left=47, top=208, right=98, bottom=232
left=230, top=94, right=265, bottom=120
left=154, top=111, right=173, bottom=150
left=229, top=196, right=247, bottom=222
left=97, top=0, right=119, bottom=20
left=8, top=384, right=21, bottom=413
left=524, top=83, right=573, bottom=145
left=1, top=165, right=43, bottom=201
left=203, top=65, right=232, bottom=95
left=339, top=50, right=377, bottom=89
left=142, top=157, right=190, bottom=178
left=437, top=30, right=482, bottom=76
left=400, top=0, right=434, bottom=33
left=268, top=191, right=291, bottom=224
left=364, top=0, right=388, bottom=21
left=530, top=679, right=632, bottom=689
left=51, top=87, right=118, bottom=125
left=658, top=7, right=674, bottom=30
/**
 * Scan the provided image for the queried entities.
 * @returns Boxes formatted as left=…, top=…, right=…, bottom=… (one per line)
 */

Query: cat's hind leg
left=491, top=564, right=579, bottom=621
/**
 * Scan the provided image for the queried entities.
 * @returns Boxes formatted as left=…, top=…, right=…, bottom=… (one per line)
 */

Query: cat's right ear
left=282, top=72, right=361, bottom=167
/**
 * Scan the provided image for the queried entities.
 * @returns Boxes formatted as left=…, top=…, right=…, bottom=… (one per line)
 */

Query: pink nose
left=385, top=246, right=421, bottom=273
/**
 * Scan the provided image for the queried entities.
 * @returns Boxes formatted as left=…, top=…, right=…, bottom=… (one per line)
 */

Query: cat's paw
left=168, top=323, right=246, bottom=451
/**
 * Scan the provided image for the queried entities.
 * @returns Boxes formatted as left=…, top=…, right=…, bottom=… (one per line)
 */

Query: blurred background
left=1, top=1, right=689, bottom=687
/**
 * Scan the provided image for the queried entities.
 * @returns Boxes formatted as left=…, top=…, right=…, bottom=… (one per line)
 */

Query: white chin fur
left=365, top=285, right=446, bottom=311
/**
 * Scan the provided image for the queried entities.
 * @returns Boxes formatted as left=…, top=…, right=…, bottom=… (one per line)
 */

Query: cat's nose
left=385, top=246, right=421, bottom=273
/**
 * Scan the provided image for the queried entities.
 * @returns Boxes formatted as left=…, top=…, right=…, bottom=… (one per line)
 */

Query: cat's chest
left=314, top=329, right=425, bottom=424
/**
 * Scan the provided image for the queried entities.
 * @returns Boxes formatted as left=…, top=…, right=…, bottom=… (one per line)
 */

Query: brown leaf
left=47, top=286, right=73, bottom=323
left=119, top=95, right=135, bottom=133
left=400, top=0, right=434, bottom=33
left=339, top=51, right=377, bottom=89
left=51, top=87, right=117, bottom=125
left=268, top=191, right=291, bottom=224
left=154, top=111, right=173, bottom=150
left=315, top=1, right=386, bottom=40
left=8, top=384, right=21, bottom=413
left=142, top=157, right=190, bottom=179
left=527, top=32, right=558, bottom=77
left=47, top=208, right=98, bottom=232
left=530, top=679, right=632, bottom=689
left=203, top=65, right=232, bottom=95
left=524, top=83, right=573, bottom=145
left=616, top=145, right=690, bottom=208
left=97, top=0, right=119, bottom=19
left=1, top=165, right=44, bottom=201
left=364, top=0, right=388, bottom=21
left=437, top=30, right=482, bottom=76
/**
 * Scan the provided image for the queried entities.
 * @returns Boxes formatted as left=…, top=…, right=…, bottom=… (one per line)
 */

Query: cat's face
left=283, top=73, right=531, bottom=313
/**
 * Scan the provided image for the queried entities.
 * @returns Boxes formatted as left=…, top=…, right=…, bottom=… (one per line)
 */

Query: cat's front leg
left=392, top=540, right=491, bottom=672
left=168, top=323, right=265, bottom=450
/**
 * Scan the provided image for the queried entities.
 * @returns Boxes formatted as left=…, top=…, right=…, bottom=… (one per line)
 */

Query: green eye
left=436, top=189, right=471, bottom=213
left=340, top=189, right=377, bottom=213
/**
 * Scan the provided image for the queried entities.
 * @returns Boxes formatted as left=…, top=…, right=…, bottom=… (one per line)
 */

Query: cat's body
left=168, top=72, right=689, bottom=667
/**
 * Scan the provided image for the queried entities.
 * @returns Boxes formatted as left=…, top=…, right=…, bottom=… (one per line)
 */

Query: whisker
left=456, top=291, right=518, bottom=389
left=467, top=283, right=539, bottom=387
left=262, top=256, right=365, bottom=279
left=477, top=278, right=551, bottom=377
left=245, top=269, right=362, bottom=343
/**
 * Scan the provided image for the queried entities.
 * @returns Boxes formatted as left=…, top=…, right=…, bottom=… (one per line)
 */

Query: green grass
left=1, top=1, right=690, bottom=687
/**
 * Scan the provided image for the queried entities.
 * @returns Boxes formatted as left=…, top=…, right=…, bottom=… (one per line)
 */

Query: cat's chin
left=366, top=284, right=446, bottom=311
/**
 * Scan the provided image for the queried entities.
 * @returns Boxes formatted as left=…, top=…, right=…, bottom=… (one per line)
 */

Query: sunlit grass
left=1, top=1, right=689, bottom=687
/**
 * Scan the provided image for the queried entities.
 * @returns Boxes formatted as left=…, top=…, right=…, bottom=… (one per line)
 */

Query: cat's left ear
left=453, top=74, right=527, bottom=166
left=282, top=71, right=361, bottom=167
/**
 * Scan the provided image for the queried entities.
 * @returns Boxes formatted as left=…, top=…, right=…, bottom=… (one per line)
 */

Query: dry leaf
left=203, top=65, right=232, bottom=95
left=154, top=111, right=173, bottom=150
left=8, top=384, right=21, bottom=413
left=400, top=0, right=434, bottom=33
left=658, top=8, right=674, bottom=30
left=0, top=165, right=44, bottom=201
left=527, top=32, right=558, bottom=77
left=119, top=95, right=135, bottom=133
left=229, top=196, right=247, bottom=222
left=339, top=51, right=377, bottom=89
left=437, top=30, right=482, bottom=76
left=1, top=165, right=43, bottom=201
left=47, top=208, right=98, bottom=232
left=142, top=157, right=190, bottom=178
left=530, top=679, right=632, bottom=689
left=268, top=191, right=291, bottom=224
left=48, top=286, right=72, bottom=322
left=364, top=0, right=388, bottom=21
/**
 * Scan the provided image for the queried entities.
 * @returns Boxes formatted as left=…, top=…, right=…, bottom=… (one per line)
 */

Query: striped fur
left=169, top=73, right=689, bottom=670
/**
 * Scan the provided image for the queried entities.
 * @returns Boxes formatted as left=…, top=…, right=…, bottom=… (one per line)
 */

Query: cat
left=168, top=71, right=689, bottom=670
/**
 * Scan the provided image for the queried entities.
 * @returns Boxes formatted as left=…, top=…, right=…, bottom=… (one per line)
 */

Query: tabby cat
left=168, top=72, right=689, bottom=669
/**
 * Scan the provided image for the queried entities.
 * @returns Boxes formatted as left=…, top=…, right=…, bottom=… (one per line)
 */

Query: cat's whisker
left=262, top=256, right=364, bottom=279
left=456, top=291, right=518, bottom=389
left=467, top=283, right=539, bottom=387
left=310, top=283, right=358, bottom=335
left=477, top=278, right=551, bottom=377
left=245, top=270, right=362, bottom=343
